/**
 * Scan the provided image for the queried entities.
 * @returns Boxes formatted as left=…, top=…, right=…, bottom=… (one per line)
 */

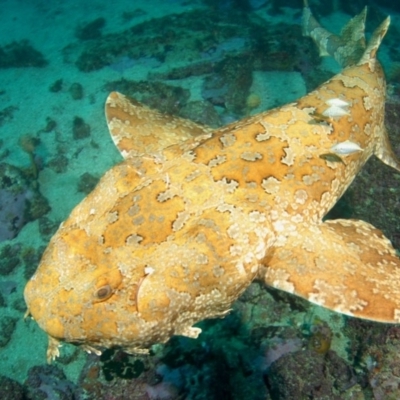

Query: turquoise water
left=1, top=0, right=400, bottom=398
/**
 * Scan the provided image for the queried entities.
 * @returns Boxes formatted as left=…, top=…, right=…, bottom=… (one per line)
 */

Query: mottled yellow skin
left=25, top=6, right=400, bottom=362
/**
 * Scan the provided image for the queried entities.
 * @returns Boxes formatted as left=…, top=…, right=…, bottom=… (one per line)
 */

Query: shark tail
left=303, top=2, right=400, bottom=172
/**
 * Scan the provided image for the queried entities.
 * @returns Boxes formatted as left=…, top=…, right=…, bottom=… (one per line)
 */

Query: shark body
left=25, top=3, right=400, bottom=362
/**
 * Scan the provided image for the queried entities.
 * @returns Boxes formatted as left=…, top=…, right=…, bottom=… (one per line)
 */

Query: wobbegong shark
left=25, top=1, right=400, bottom=363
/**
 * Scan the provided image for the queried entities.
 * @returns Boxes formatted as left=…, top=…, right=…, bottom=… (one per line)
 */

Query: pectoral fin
left=262, top=219, right=400, bottom=323
left=105, top=92, right=212, bottom=159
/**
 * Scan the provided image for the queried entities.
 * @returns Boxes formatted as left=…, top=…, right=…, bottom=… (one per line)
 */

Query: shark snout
left=24, top=278, right=66, bottom=340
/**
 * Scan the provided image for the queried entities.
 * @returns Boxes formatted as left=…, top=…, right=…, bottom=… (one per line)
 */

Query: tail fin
left=302, top=1, right=367, bottom=67
left=302, top=2, right=398, bottom=171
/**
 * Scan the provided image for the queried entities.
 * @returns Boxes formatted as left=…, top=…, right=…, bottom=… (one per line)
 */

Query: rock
left=77, top=172, right=99, bottom=195
left=266, top=349, right=355, bottom=400
left=0, top=40, right=47, bottom=68
left=0, top=376, right=24, bottom=400
left=179, top=101, right=222, bottom=128
left=0, top=244, right=21, bottom=275
left=75, top=17, right=106, bottom=41
left=69, top=82, right=84, bottom=100
left=0, top=316, right=17, bottom=347
left=49, top=79, right=63, bottom=93
left=0, top=163, right=50, bottom=242
left=72, top=116, right=91, bottom=140
left=25, top=365, right=82, bottom=400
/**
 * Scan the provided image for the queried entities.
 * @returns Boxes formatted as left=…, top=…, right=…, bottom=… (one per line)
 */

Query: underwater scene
left=1, top=0, right=400, bottom=398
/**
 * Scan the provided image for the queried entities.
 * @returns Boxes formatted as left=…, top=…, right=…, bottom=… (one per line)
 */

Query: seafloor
left=1, top=0, right=400, bottom=399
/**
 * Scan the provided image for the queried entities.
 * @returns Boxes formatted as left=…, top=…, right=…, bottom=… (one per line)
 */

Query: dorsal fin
left=303, top=1, right=367, bottom=67
left=354, top=16, right=400, bottom=172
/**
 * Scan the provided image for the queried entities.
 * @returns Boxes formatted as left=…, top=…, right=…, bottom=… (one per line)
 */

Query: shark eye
left=95, top=285, right=113, bottom=301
